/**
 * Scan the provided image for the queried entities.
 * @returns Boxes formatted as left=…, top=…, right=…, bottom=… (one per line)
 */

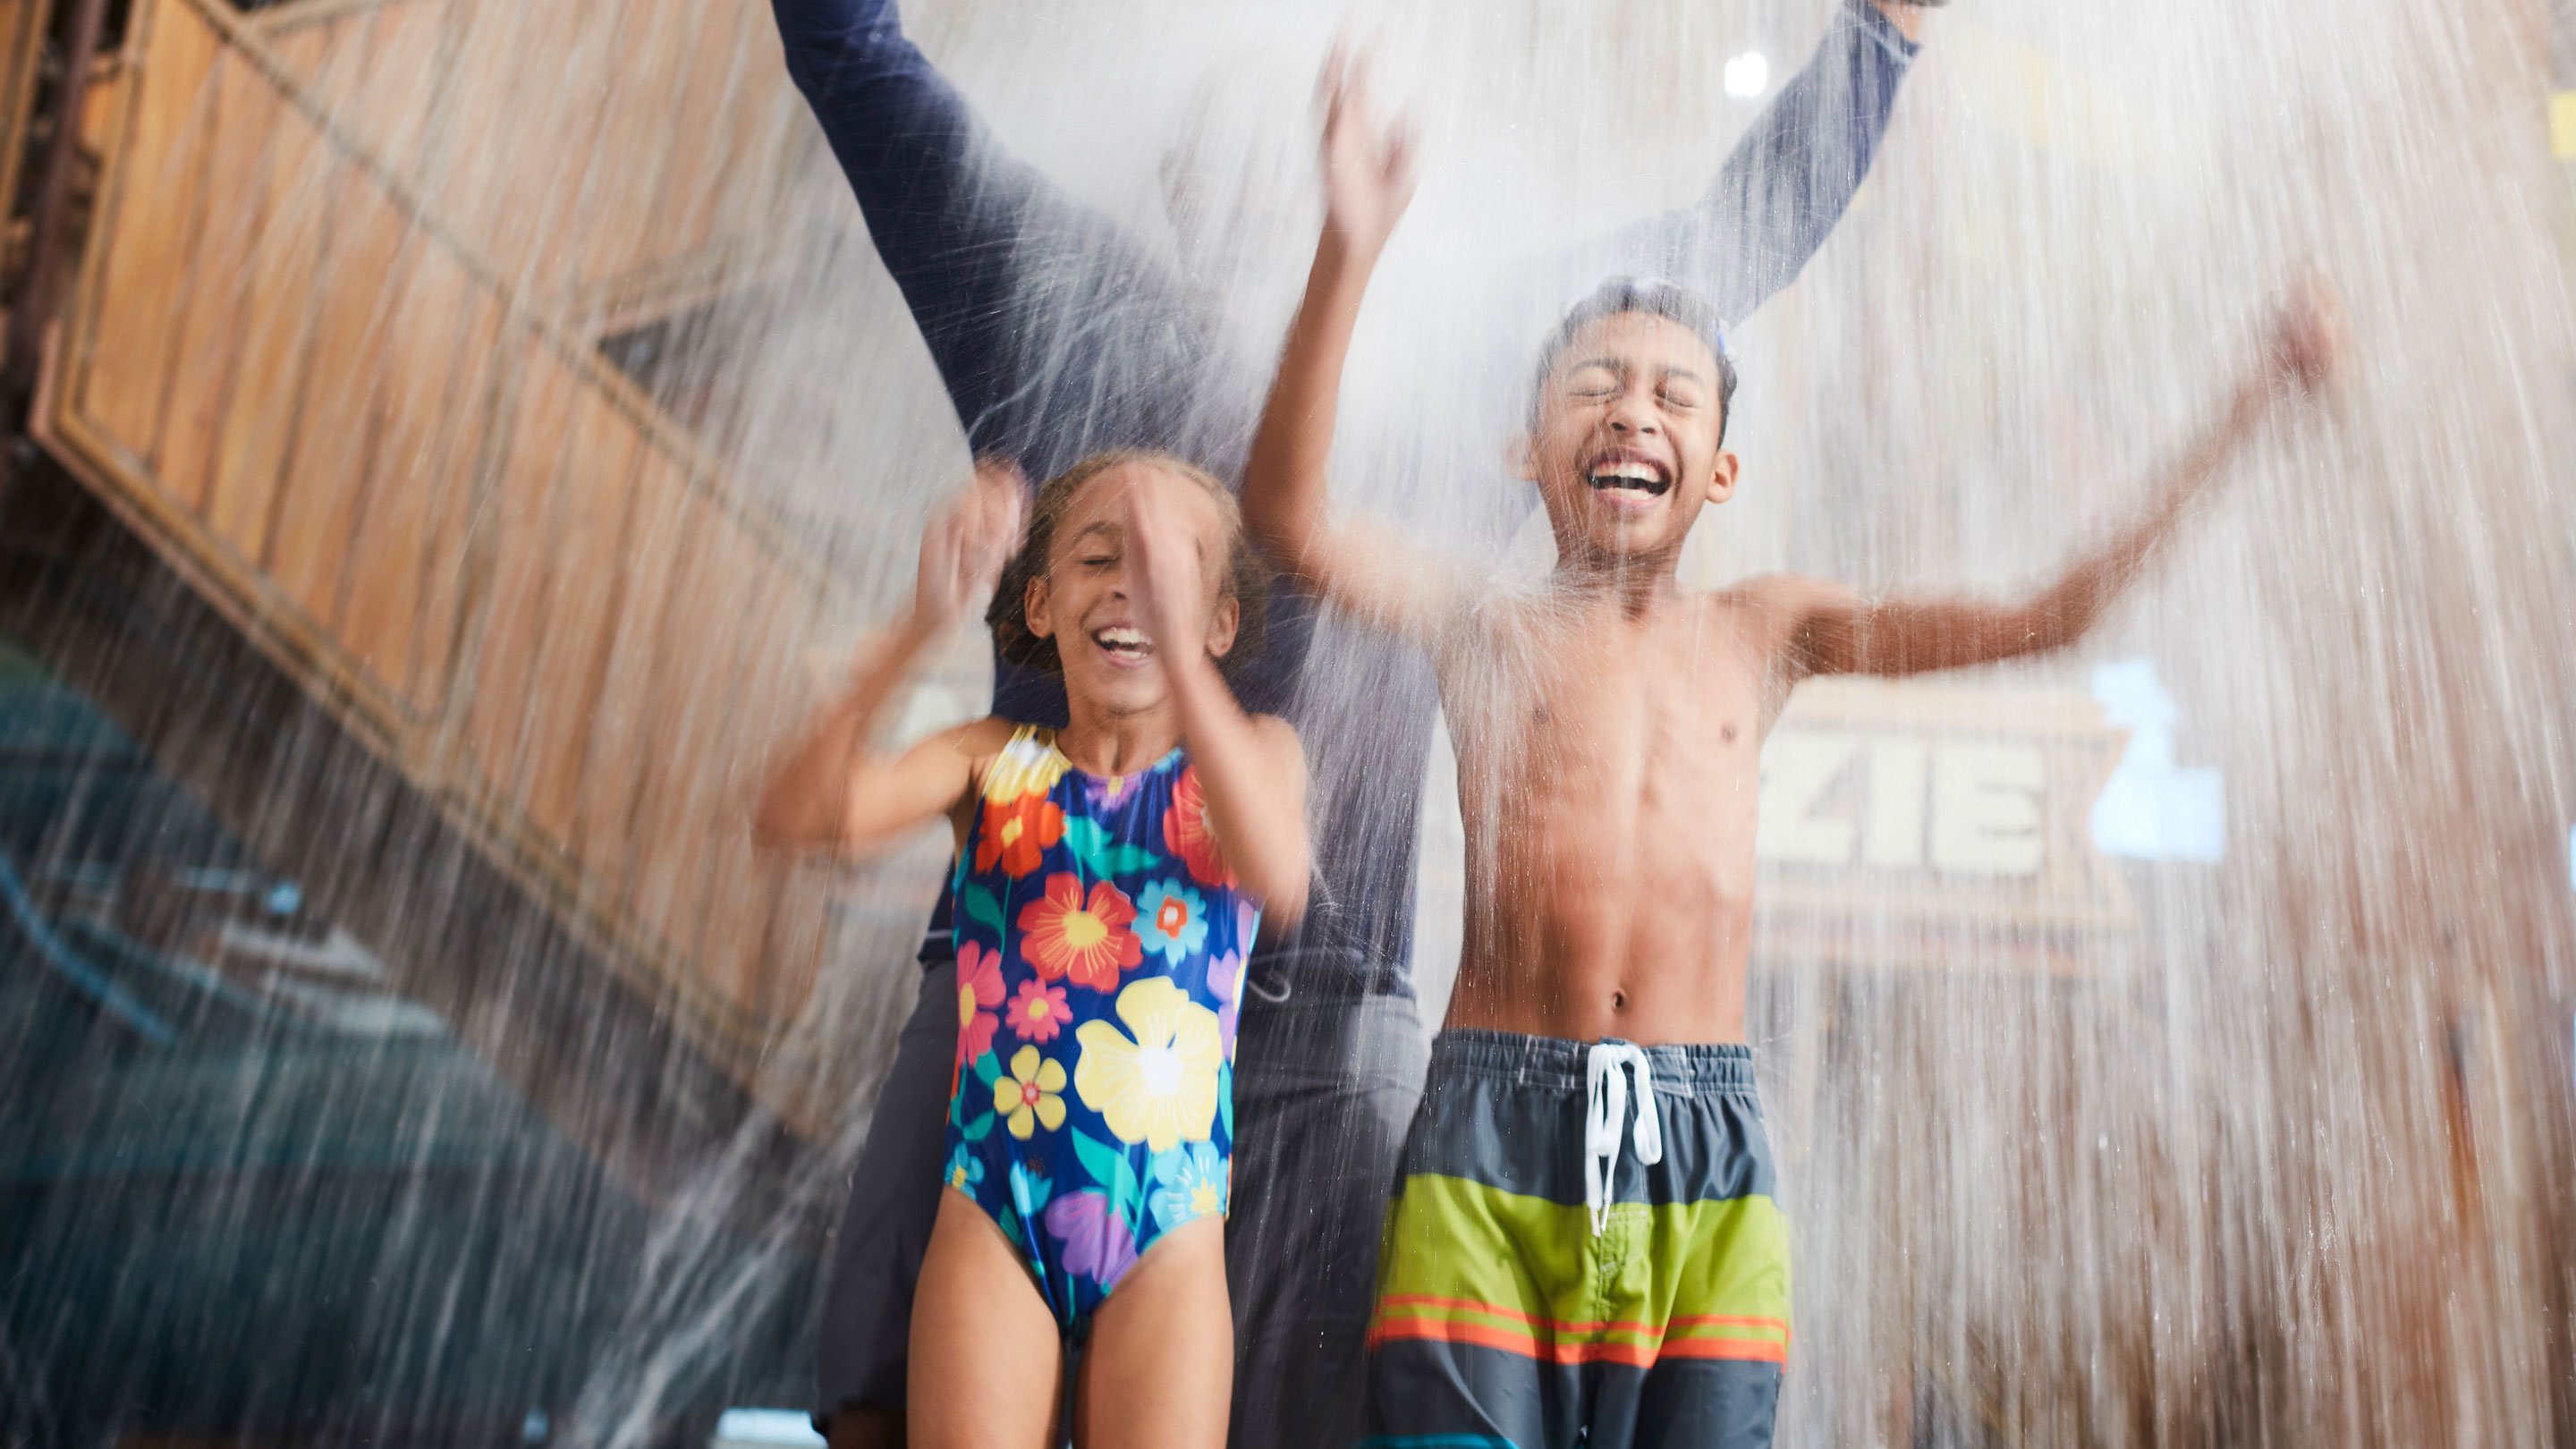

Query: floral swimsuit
left=942, top=724, right=1257, bottom=1335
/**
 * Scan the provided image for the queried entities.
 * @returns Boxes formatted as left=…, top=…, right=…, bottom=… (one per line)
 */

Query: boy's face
left=1520, top=311, right=1741, bottom=572
left=1023, top=463, right=1239, bottom=717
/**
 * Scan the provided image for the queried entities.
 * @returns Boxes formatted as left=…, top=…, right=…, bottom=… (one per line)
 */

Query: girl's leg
left=908, top=1191, right=1064, bottom=1449
left=1073, top=1217, right=1233, bottom=1449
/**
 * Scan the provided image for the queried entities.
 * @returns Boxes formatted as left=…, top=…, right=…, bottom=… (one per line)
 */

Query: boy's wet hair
left=1530, top=277, right=1741, bottom=445
left=987, top=449, right=1270, bottom=682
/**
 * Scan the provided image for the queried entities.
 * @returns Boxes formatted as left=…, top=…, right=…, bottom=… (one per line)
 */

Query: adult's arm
left=769, top=0, right=1234, bottom=482
left=1572, top=0, right=1921, bottom=325
left=774, top=0, right=1323, bottom=724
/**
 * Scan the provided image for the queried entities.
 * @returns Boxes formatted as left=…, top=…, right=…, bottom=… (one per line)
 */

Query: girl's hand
left=914, top=458, right=1027, bottom=631
left=1123, top=472, right=1208, bottom=667
left=1318, top=47, right=1415, bottom=258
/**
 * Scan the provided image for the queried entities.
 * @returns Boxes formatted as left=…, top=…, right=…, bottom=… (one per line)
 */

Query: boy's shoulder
left=1711, top=573, right=1860, bottom=636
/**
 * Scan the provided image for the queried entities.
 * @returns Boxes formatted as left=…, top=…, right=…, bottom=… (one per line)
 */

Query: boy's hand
left=913, top=458, right=1027, bottom=633
left=2263, top=267, right=2351, bottom=400
left=1318, top=47, right=1415, bottom=257
left=1123, top=472, right=1208, bottom=667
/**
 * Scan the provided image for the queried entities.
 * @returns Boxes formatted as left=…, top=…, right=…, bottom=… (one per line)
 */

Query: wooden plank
left=205, top=75, right=331, bottom=562
left=620, top=487, right=764, bottom=943
left=0, top=1, right=48, bottom=237
left=686, top=568, right=817, bottom=1018
left=405, top=290, right=504, bottom=716
left=352, top=0, right=452, bottom=180
left=50, top=0, right=860, bottom=1065
left=460, top=338, right=585, bottom=816
left=568, top=444, right=692, bottom=890
left=80, top=0, right=221, bottom=458
left=157, top=52, right=274, bottom=515
left=516, top=386, right=647, bottom=851
left=258, top=14, right=332, bottom=90
left=333, top=240, right=489, bottom=713
left=259, top=0, right=451, bottom=187
left=671, top=0, right=785, bottom=261
left=436, top=0, right=604, bottom=291
left=572, top=0, right=708, bottom=293
left=742, top=873, right=831, bottom=1038
left=271, top=160, right=412, bottom=623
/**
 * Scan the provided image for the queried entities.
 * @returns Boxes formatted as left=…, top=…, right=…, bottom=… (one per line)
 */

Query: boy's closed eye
left=1569, top=365, right=1621, bottom=398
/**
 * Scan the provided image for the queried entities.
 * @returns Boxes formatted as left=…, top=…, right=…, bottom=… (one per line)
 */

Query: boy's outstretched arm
left=1589, top=0, right=1925, bottom=325
left=1241, top=61, right=1473, bottom=646
left=1124, top=479, right=1311, bottom=925
left=1771, top=275, right=2351, bottom=682
left=753, top=462, right=1025, bottom=857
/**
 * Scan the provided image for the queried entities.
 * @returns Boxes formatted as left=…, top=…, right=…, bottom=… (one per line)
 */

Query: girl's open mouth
left=1091, top=625, right=1155, bottom=666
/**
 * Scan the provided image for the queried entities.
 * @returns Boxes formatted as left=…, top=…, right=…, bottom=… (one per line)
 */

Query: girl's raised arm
left=755, top=462, right=1026, bottom=858
left=1124, top=477, right=1310, bottom=926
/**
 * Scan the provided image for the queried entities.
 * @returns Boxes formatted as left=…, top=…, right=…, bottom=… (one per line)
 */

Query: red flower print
left=1016, top=872, right=1141, bottom=992
left=955, top=941, right=1004, bottom=1070
left=1161, top=766, right=1235, bottom=888
left=1006, top=978, right=1072, bottom=1044
left=975, top=793, right=1064, bottom=878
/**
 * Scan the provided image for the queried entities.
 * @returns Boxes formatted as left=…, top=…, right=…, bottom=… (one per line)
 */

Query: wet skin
left=1442, top=587, right=1792, bottom=1046
left=1441, top=311, right=1781, bottom=1046
left=1242, top=79, right=2343, bottom=1054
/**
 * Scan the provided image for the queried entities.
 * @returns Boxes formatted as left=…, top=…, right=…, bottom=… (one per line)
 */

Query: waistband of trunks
left=1428, top=1028, right=1757, bottom=1096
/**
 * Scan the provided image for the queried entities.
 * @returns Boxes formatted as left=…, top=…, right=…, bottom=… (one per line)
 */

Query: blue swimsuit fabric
left=942, top=725, right=1258, bottom=1333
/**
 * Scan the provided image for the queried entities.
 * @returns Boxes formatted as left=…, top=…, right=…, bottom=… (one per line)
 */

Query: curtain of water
left=11, top=0, right=2573, bottom=1443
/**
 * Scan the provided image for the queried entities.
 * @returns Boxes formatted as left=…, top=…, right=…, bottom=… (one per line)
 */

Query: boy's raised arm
left=1242, top=62, right=1473, bottom=646
left=1773, top=275, right=2350, bottom=682
left=754, top=463, right=1025, bottom=857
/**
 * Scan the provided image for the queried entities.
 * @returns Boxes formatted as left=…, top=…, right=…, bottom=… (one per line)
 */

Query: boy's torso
left=1436, top=584, right=1792, bottom=1046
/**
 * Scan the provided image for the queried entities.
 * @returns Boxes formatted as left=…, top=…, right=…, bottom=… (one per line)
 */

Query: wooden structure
left=25, top=0, right=848, bottom=1137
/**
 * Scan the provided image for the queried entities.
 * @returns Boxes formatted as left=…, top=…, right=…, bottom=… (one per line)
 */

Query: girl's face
left=1021, top=462, right=1238, bottom=720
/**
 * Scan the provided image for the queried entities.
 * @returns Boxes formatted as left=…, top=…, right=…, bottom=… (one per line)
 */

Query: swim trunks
left=943, top=724, right=1258, bottom=1335
left=1363, top=1029, right=1791, bottom=1449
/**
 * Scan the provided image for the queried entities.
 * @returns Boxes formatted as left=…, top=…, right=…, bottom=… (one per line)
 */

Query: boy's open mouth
left=1090, top=624, right=1155, bottom=667
left=1585, top=455, right=1672, bottom=507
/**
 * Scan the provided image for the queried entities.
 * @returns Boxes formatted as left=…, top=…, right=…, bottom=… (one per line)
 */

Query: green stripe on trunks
left=1374, top=1173, right=1792, bottom=1360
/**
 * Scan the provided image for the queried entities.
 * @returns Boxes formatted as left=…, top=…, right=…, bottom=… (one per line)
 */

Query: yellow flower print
left=991, top=1045, right=1068, bottom=1140
left=1073, top=978, right=1224, bottom=1152
left=981, top=730, right=1071, bottom=804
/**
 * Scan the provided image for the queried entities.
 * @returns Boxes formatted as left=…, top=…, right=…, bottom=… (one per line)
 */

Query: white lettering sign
left=1758, top=734, right=2046, bottom=879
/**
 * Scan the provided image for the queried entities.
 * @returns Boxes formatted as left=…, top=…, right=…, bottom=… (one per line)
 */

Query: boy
left=766, top=3, right=1936, bottom=1445
left=1240, top=67, right=2346, bottom=1449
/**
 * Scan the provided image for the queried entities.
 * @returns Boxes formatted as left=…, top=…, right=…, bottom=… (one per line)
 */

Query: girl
left=757, top=451, right=1308, bottom=1449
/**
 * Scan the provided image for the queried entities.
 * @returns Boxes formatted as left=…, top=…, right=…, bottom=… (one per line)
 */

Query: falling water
left=3, top=0, right=2572, bottom=1445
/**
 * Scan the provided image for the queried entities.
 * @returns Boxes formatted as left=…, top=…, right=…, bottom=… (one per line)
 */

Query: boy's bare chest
left=1454, top=606, right=1770, bottom=806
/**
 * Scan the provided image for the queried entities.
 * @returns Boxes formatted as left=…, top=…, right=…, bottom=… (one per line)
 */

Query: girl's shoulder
left=957, top=716, right=1050, bottom=803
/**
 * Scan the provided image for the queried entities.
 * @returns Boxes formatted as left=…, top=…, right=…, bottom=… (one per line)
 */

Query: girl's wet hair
left=1530, top=276, right=1742, bottom=444
left=987, top=449, right=1270, bottom=682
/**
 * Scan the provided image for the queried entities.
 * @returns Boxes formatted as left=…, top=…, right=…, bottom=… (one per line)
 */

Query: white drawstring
left=1583, top=1041, right=1664, bottom=1235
